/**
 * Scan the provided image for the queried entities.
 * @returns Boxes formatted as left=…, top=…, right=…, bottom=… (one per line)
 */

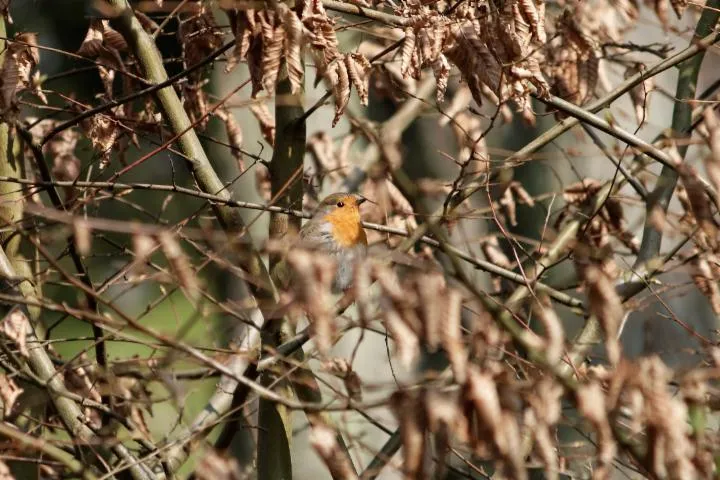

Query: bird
left=272, top=192, right=368, bottom=293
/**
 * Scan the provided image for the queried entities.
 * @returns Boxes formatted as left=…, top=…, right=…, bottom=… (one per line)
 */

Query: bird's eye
left=336, top=201, right=345, bottom=208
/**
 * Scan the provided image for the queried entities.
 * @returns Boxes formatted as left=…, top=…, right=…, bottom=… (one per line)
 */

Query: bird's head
left=311, top=193, right=368, bottom=248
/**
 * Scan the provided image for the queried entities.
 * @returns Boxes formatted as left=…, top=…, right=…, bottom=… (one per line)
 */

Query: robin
left=272, top=192, right=368, bottom=293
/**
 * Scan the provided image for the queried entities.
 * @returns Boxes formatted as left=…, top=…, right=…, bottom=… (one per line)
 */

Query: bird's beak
left=355, top=195, right=367, bottom=205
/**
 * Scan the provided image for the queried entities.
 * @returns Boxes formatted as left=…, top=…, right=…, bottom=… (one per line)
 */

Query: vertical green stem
left=259, top=52, right=306, bottom=478
left=0, top=18, right=18, bottom=259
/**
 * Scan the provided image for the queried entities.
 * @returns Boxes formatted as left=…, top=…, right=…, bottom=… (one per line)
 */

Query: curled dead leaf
left=0, top=375, right=22, bottom=417
left=0, top=309, right=31, bottom=358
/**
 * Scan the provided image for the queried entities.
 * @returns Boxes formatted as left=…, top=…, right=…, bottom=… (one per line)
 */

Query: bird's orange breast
left=323, top=209, right=367, bottom=248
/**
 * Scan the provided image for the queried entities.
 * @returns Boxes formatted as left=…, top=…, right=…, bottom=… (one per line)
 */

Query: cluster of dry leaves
left=267, top=246, right=720, bottom=479
left=225, top=0, right=371, bottom=125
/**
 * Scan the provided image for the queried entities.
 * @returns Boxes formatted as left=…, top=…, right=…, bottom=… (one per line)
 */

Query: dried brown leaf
left=0, top=0, right=12, bottom=24
left=433, top=54, right=451, bottom=103
left=482, top=237, right=511, bottom=270
left=390, top=390, right=427, bottom=479
left=250, top=101, right=276, bottom=145
left=310, top=423, right=359, bottom=480
left=384, top=306, right=419, bottom=368
left=0, top=460, right=12, bottom=480
left=195, top=449, right=243, bottom=480
left=400, top=27, right=416, bottom=77
left=322, top=358, right=362, bottom=401
left=331, top=60, right=350, bottom=126
left=247, top=36, right=264, bottom=98
left=500, top=186, right=518, bottom=226
left=225, top=10, right=255, bottom=73
left=692, top=255, right=720, bottom=314
left=526, top=378, right=562, bottom=477
left=442, top=288, right=466, bottom=383
left=158, top=232, right=199, bottom=301
left=255, top=163, right=272, bottom=201
left=81, top=113, right=118, bottom=169
left=532, top=294, right=565, bottom=364
left=703, top=109, right=720, bottom=192
left=0, top=375, right=22, bottom=417
left=345, top=53, right=371, bottom=106
left=510, top=180, right=535, bottom=206
left=678, top=163, right=717, bottom=248
left=287, top=249, right=335, bottom=356
left=465, top=367, right=525, bottom=478
left=0, top=32, right=39, bottom=111
left=178, top=6, right=224, bottom=79
left=308, top=131, right=342, bottom=181
left=576, top=382, right=615, bottom=479
left=216, top=108, right=245, bottom=171
left=575, top=254, right=623, bottom=365
left=259, top=12, right=284, bottom=94
left=415, top=272, right=445, bottom=351
left=77, top=20, right=105, bottom=57
left=281, top=5, right=304, bottom=94
left=670, top=0, right=688, bottom=17
left=625, top=64, right=653, bottom=124
left=73, top=219, right=92, bottom=256
left=564, top=178, right=602, bottom=204
left=131, top=234, right=157, bottom=278
left=0, top=309, right=31, bottom=358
